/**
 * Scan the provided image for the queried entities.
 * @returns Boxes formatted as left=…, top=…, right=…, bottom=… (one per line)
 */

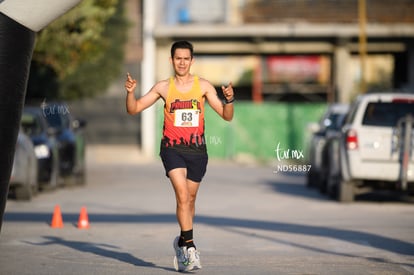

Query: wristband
left=225, top=97, right=235, bottom=104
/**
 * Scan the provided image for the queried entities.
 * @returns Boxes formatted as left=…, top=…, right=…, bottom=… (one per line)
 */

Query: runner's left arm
left=204, top=80, right=234, bottom=121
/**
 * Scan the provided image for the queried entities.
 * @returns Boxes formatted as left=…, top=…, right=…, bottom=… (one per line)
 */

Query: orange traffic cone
left=77, top=206, right=90, bottom=229
left=50, top=205, right=64, bottom=228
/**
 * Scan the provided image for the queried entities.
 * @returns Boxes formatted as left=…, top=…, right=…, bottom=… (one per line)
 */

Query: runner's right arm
left=125, top=73, right=162, bottom=115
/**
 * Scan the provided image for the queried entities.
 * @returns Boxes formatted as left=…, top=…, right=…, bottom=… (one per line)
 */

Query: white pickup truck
left=326, top=93, right=414, bottom=202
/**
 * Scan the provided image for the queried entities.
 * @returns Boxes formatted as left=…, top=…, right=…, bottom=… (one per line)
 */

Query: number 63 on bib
left=174, top=109, right=200, bottom=127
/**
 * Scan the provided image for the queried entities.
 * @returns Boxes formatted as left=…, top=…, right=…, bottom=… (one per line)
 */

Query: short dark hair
left=171, top=40, right=194, bottom=59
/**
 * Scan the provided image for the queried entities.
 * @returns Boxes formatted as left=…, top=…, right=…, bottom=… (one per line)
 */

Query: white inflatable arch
left=0, top=0, right=81, bottom=31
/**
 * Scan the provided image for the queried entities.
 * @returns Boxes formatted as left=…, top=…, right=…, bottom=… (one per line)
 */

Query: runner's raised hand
left=125, top=72, right=137, bottom=94
left=221, top=82, right=234, bottom=102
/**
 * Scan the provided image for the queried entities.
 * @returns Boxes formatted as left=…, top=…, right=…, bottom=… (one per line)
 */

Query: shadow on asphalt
left=24, top=236, right=175, bottom=272
left=5, top=212, right=414, bottom=259
left=268, top=171, right=414, bottom=203
left=219, top=226, right=414, bottom=269
left=267, top=181, right=328, bottom=201
left=267, top=171, right=329, bottom=201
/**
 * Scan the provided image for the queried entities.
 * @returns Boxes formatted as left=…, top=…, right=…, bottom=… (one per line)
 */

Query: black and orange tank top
left=160, top=76, right=206, bottom=154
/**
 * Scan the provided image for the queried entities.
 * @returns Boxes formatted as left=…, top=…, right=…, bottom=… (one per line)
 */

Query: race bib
left=174, top=109, right=199, bottom=127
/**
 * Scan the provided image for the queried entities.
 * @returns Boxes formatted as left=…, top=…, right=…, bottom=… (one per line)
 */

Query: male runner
left=125, top=40, right=234, bottom=271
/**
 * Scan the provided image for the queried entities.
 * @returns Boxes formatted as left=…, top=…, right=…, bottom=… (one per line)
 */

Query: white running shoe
left=173, top=236, right=190, bottom=272
left=187, top=247, right=202, bottom=270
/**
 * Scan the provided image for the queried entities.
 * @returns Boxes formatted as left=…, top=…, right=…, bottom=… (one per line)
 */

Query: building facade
left=145, top=0, right=414, bottom=103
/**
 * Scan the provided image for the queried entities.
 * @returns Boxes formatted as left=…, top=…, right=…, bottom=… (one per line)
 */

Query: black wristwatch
left=224, top=97, right=235, bottom=104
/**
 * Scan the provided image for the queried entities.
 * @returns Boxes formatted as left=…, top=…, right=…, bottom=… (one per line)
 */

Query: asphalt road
left=1, top=145, right=414, bottom=275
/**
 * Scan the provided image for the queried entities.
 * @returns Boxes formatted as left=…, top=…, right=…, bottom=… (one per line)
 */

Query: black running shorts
left=160, top=148, right=208, bottom=182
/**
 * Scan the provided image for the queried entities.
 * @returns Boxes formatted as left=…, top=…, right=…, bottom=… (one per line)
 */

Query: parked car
left=9, top=127, right=39, bottom=200
left=306, top=103, right=349, bottom=189
left=325, top=92, right=414, bottom=202
left=41, top=101, right=87, bottom=185
left=318, top=112, right=348, bottom=194
left=21, top=106, right=61, bottom=189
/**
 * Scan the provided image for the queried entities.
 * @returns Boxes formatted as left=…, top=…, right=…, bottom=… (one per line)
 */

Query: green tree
left=27, top=0, right=128, bottom=100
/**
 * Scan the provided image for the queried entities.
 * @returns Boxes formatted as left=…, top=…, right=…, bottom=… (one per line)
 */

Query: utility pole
left=358, top=0, right=368, bottom=93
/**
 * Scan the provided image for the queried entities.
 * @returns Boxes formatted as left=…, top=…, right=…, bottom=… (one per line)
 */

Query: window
left=362, top=102, right=414, bottom=127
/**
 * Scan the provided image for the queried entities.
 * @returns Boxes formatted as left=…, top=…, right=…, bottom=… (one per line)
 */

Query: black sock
left=185, top=240, right=195, bottom=249
left=179, top=229, right=196, bottom=249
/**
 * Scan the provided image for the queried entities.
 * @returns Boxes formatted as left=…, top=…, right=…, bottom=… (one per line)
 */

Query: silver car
left=326, top=92, right=414, bottom=202
left=9, top=128, right=39, bottom=200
